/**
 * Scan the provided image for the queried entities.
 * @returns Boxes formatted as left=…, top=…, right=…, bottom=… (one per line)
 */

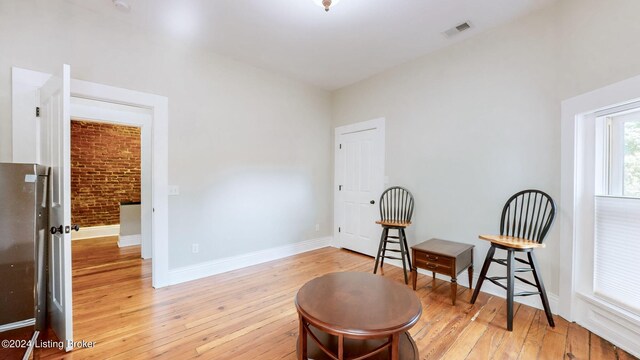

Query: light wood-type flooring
left=38, top=237, right=636, bottom=359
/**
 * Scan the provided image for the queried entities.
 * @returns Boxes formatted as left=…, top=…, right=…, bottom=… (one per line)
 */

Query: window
left=594, top=104, right=640, bottom=315
left=603, top=108, right=640, bottom=197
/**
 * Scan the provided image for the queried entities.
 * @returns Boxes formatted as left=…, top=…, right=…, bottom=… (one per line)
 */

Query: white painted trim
left=561, top=73, right=640, bottom=318
left=333, top=118, right=385, bottom=254
left=70, top=78, right=169, bottom=289
left=561, top=73, right=640, bottom=358
left=71, top=225, right=120, bottom=240
left=168, top=237, right=333, bottom=285
left=576, top=293, right=640, bottom=358
left=11, top=67, right=170, bottom=288
left=118, top=234, right=141, bottom=247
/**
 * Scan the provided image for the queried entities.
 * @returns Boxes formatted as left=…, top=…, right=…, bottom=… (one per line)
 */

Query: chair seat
left=479, top=235, right=545, bottom=249
left=376, top=220, right=411, bottom=227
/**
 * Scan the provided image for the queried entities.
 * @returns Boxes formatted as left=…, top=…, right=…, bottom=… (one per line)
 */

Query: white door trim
left=11, top=67, right=170, bottom=288
left=333, top=118, right=385, bottom=251
left=561, top=73, right=640, bottom=358
left=70, top=97, right=153, bottom=260
left=71, top=79, right=169, bottom=288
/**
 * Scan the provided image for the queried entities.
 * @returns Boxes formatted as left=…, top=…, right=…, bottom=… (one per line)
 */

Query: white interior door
left=335, top=119, right=385, bottom=256
left=39, top=64, right=73, bottom=351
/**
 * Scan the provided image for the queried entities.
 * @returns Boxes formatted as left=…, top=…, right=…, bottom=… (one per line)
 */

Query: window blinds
left=594, top=195, right=640, bottom=315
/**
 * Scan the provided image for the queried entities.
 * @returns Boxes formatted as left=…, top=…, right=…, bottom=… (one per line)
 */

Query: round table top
left=295, top=272, right=422, bottom=337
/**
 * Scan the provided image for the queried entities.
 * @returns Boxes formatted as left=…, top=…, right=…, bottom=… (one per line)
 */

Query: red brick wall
left=71, top=121, right=141, bottom=227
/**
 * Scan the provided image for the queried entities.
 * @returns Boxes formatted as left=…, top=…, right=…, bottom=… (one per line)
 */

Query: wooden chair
left=373, top=186, right=414, bottom=284
left=470, top=189, right=556, bottom=331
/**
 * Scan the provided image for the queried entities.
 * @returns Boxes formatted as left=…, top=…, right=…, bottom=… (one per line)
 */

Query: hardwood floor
left=39, top=237, right=636, bottom=359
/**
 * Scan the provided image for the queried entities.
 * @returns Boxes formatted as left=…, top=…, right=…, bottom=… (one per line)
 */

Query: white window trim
left=561, top=74, right=640, bottom=358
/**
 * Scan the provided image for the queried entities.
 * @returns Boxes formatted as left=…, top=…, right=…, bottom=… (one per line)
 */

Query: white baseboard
left=168, top=236, right=333, bottom=286
left=420, top=268, right=558, bottom=314
left=118, top=234, right=141, bottom=247
left=358, top=256, right=559, bottom=314
left=71, top=225, right=120, bottom=240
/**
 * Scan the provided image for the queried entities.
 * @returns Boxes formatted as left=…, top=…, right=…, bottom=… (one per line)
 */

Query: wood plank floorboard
left=37, top=237, right=637, bottom=359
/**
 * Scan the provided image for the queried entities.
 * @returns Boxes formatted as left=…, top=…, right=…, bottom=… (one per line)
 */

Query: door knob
left=71, top=224, right=80, bottom=231
left=50, top=226, right=63, bottom=235
left=370, top=200, right=375, bottom=204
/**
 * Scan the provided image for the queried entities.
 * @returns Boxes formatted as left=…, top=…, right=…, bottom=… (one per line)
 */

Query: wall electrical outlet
left=168, top=185, right=180, bottom=196
left=191, top=243, right=199, bottom=253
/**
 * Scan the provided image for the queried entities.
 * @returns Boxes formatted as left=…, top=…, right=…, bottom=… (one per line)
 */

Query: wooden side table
left=411, top=238, right=474, bottom=305
left=295, top=272, right=422, bottom=360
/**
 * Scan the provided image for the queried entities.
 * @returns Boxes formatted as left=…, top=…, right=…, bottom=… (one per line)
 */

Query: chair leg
left=471, top=245, right=496, bottom=304
left=506, top=249, right=515, bottom=331
left=373, top=228, right=387, bottom=274
left=401, top=228, right=411, bottom=268
left=398, top=228, right=409, bottom=284
left=380, top=230, right=389, bottom=269
left=528, top=252, right=555, bottom=327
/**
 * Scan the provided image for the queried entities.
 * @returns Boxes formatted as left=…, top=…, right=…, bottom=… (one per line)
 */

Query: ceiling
left=66, top=0, right=557, bottom=90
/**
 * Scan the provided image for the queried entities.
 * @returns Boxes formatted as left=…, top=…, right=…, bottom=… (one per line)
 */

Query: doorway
left=69, top=97, right=153, bottom=259
left=70, top=118, right=145, bottom=272
left=12, top=66, right=169, bottom=350
left=334, top=118, right=385, bottom=257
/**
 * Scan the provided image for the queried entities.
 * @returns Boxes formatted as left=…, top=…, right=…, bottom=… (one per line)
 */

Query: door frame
left=69, top=79, right=169, bottom=288
left=69, top=97, right=153, bottom=260
left=11, top=67, right=170, bottom=288
left=333, top=118, right=385, bottom=252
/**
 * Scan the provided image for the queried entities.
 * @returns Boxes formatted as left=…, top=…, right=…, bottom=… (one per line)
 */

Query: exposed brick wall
left=71, top=121, right=141, bottom=227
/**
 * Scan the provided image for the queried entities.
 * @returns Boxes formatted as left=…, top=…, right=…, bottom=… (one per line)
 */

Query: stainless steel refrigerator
left=0, top=163, right=49, bottom=359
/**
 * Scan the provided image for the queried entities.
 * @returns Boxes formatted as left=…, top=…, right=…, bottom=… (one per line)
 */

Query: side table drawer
left=415, top=258, right=451, bottom=273
left=414, top=251, right=453, bottom=268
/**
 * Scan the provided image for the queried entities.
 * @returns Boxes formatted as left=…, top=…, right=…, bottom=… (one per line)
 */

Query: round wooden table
left=295, top=272, right=422, bottom=360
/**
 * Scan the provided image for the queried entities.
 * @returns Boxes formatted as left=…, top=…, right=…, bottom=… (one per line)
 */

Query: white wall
left=0, top=0, right=332, bottom=269
left=332, top=0, right=640, bottom=298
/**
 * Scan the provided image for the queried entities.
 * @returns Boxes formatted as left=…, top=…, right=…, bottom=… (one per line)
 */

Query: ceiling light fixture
left=112, top=0, right=131, bottom=12
left=312, top=0, right=341, bottom=12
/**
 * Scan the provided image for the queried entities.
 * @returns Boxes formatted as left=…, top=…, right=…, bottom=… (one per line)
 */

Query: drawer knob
left=426, top=263, right=437, bottom=269
left=427, top=256, right=439, bottom=261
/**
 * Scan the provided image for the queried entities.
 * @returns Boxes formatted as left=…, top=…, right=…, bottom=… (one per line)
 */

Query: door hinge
left=35, top=107, right=40, bottom=117
left=338, top=227, right=341, bottom=233
left=339, top=185, right=342, bottom=191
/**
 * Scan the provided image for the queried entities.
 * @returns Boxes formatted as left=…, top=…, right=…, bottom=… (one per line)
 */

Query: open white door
left=39, top=65, right=73, bottom=351
left=335, top=119, right=385, bottom=256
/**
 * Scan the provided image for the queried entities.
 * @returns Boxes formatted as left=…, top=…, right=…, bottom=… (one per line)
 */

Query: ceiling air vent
left=443, top=21, right=472, bottom=38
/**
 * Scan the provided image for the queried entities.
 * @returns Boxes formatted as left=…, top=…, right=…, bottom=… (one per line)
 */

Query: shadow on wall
left=169, top=168, right=315, bottom=268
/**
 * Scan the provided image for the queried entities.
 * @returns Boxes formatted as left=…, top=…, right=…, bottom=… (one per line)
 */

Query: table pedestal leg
left=390, top=333, right=400, bottom=360
left=298, top=315, right=307, bottom=360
